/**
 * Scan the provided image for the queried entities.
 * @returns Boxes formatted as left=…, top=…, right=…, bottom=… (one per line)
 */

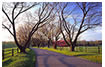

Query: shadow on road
left=74, top=54, right=98, bottom=57
left=34, top=48, right=75, bottom=67
left=31, top=48, right=101, bottom=67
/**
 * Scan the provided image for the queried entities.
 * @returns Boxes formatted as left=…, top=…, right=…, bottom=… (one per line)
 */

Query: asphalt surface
left=31, top=48, right=102, bottom=67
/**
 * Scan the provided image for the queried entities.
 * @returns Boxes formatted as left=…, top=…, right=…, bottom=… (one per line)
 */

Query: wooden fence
left=2, top=48, right=20, bottom=60
left=75, top=46, right=102, bottom=54
left=58, top=46, right=102, bottom=54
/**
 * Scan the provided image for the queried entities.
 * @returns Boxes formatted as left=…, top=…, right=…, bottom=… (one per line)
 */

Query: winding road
left=31, top=48, right=101, bottom=67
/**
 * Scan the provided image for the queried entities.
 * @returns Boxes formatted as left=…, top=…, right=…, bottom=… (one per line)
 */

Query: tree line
left=76, top=40, right=102, bottom=46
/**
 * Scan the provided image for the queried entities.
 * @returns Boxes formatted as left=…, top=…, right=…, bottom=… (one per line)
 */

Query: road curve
left=31, top=48, right=102, bottom=67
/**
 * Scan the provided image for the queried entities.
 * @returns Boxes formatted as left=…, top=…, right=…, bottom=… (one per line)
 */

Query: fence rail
left=57, top=46, right=102, bottom=54
left=75, top=46, right=102, bottom=54
left=2, top=48, right=20, bottom=60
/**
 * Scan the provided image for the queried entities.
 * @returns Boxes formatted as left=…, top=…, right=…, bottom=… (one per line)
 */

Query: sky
left=2, top=27, right=102, bottom=41
left=80, top=27, right=102, bottom=41
left=2, top=2, right=102, bottom=41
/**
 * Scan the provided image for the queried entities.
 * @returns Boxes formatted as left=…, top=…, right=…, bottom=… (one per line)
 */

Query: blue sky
left=80, top=27, right=102, bottom=41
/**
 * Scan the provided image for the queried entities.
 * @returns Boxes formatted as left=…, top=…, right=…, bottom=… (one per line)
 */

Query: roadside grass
left=2, top=48, right=36, bottom=67
left=35, top=47, right=102, bottom=64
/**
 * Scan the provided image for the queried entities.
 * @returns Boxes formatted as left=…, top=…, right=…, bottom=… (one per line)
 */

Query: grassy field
left=2, top=42, right=17, bottom=49
left=2, top=48, right=36, bottom=67
left=36, top=47, right=102, bottom=63
left=75, top=46, right=102, bottom=53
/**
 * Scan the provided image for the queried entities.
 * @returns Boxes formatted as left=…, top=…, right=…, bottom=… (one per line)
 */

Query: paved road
left=31, top=48, right=102, bottom=67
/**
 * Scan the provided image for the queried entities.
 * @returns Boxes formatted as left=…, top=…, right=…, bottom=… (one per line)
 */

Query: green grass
left=75, top=46, right=102, bottom=53
left=35, top=47, right=102, bottom=64
left=2, top=42, right=17, bottom=49
left=2, top=48, right=36, bottom=67
left=56, top=46, right=102, bottom=53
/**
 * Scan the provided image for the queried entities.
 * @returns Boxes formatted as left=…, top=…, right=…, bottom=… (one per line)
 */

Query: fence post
left=85, top=46, right=87, bottom=52
left=98, top=46, right=100, bottom=54
left=2, top=50, right=4, bottom=60
left=12, top=49, right=14, bottom=56
left=78, top=46, right=79, bottom=52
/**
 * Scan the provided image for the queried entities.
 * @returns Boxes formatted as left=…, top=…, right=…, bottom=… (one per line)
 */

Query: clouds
left=80, top=27, right=102, bottom=41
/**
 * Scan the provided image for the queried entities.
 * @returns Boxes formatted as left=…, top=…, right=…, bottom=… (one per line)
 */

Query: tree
left=39, top=23, right=56, bottom=48
left=59, top=2, right=102, bottom=51
left=2, top=2, right=58, bottom=53
left=53, top=22, right=61, bottom=49
left=16, top=22, right=32, bottom=48
left=2, top=2, right=38, bottom=53
left=23, top=2, right=58, bottom=50
left=32, top=31, right=47, bottom=47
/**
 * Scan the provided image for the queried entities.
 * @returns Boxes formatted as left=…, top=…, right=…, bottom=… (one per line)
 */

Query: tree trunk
left=19, top=46, right=26, bottom=53
left=54, top=37, right=58, bottom=49
left=13, top=36, right=27, bottom=53
left=70, top=42, right=76, bottom=51
left=48, top=40, right=50, bottom=48
left=27, top=44, right=30, bottom=48
left=71, top=45, right=75, bottom=51
left=69, top=42, right=76, bottom=51
left=26, top=41, right=31, bottom=48
left=53, top=43, right=57, bottom=49
left=38, top=44, right=40, bottom=48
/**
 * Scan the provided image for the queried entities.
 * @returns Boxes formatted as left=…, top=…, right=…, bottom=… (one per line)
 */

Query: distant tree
left=81, top=40, right=87, bottom=46
left=31, top=38, right=40, bottom=47
left=94, top=40, right=102, bottom=46
left=59, top=2, right=102, bottom=51
left=39, top=22, right=56, bottom=48
left=53, top=22, right=61, bottom=49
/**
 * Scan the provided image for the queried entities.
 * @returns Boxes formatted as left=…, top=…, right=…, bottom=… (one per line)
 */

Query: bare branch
left=14, top=4, right=24, bottom=20
left=2, top=7, right=13, bottom=24
left=2, top=24, right=14, bottom=36
left=80, top=27, right=92, bottom=33
left=12, top=3, right=19, bottom=21
left=21, top=3, right=37, bottom=13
